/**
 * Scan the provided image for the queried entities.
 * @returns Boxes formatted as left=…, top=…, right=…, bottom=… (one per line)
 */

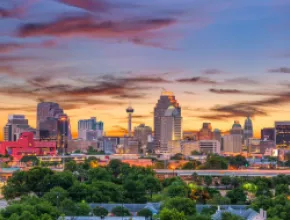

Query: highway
left=155, top=169, right=290, bottom=177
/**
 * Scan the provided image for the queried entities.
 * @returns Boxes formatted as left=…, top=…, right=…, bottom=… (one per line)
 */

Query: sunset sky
left=0, top=0, right=290, bottom=139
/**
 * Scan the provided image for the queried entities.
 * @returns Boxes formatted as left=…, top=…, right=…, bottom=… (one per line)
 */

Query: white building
left=199, top=140, right=221, bottom=154
left=223, top=134, right=242, bottom=153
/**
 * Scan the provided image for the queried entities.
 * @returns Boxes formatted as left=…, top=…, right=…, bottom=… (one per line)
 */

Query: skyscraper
left=126, top=105, right=134, bottom=137
left=134, top=124, right=152, bottom=147
left=198, top=123, right=213, bottom=140
left=3, top=115, right=33, bottom=141
left=275, top=121, right=290, bottom=149
left=154, top=91, right=182, bottom=152
left=37, top=102, right=64, bottom=139
left=213, top=129, right=222, bottom=143
left=78, top=117, right=104, bottom=140
left=223, top=134, right=242, bottom=153
left=261, top=128, right=275, bottom=141
left=244, top=116, right=253, bottom=142
left=57, top=114, right=70, bottom=154
left=230, top=120, right=243, bottom=135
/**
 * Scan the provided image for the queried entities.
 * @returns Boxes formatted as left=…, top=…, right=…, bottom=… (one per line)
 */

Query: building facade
left=78, top=117, right=104, bottom=140
left=198, top=123, right=213, bottom=140
left=223, top=134, right=242, bottom=153
left=261, top=127, right=275, bottom=141
left=230, top=120, right=243, bottom=135
left=37, top=102, right=64, bottom=140
left=3, top=115, right=32, bottom=141
left=243, top=116, right=253, bottom=146
left=0, top=132, right=57, bottom=161
left=57, top=114, right=71, bottom=154
left=199, top=140, right=221, bottom=154
left=134, top=124, right=153, bottom=147
left=154, top=91, right=182, bottom=151
left=159, top=107, right=182, bottom=153
left=275, top=121, right=290, bottom=149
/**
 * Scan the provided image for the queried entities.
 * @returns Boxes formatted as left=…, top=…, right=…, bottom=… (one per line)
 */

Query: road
left=155, top=169, right=290, bottom=177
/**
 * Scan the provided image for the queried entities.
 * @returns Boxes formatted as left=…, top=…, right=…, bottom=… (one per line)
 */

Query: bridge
left=155, top=169, right=290, bottom=177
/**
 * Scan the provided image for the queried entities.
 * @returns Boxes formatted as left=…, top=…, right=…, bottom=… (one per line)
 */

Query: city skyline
left=1, top=0, right=290, bottom=139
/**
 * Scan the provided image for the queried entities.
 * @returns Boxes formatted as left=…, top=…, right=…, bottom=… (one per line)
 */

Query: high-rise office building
left=213, top=129, right=222, bottom=143
left=3, top=115, right=33, bottom=141
left=159, top=107, right=182, bottom=152
left=57, top=114, right=71, bottom=154
left=223, top=134, right=242, bottom=153
left=154, top=90, right=181, bottom=151
left=261, top=128, right=275, bottom=141
left=37, top=102, right=64, bottom=139
left=230, top=120, right=243, bottom=135
left=198, top=123, right=213, bottom=140
left=244, top=116, right=253, bottom=140
left=78, top=117, right=104, bottom=140
left=275, top=121, right=290, bottom=149
left=134, top=124, right=152, bottom=147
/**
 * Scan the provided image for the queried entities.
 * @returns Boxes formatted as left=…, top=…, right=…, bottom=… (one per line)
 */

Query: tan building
left=67, top=140, right=103, bottom=153
left=167, top=140, right=199, bottom=155
left=223, top=134, right=242, bottom=153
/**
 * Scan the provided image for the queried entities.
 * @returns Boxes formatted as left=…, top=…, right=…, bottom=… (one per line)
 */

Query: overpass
left=155, top=169, right=290, bottom=177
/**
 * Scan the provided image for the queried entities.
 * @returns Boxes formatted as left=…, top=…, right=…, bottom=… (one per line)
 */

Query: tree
left=204, top=176, right=212, bottom=186
left=43, top=187, right=69, bottom=206
left=111, top=206, right=131, bottom=216
left=163, top=197, right=196, bottom=215
left=88, top=167, right=111, bottom=183
left=60, top=198, right=77, bottom=216
left=167, top=184, right=189, bottom=198
left=143, top=176, right=161, bottom=198
left=108, top=159, right=123, bottom=177
left=93, top=206, right=108, bottom=217
left=159, top=208, right=186, bottom=220
left=123, top=180, right=147, bottom=203
left=200, top=206, right=217, bottom=215
left=203, top=155, right=228, bottom=169
left=137, top=208, right=152, bottom=218
left=182, top=161, right=201, bottom=170
left=250, top=195, right=272, bottom=211
left=221, top=212, right=244, bottom=220
left=192, top=172, right=202, bottom=185
left=64, top=161, right=78, bottom=172
left=226, top=188, right=246, bottom=204
left=207, top=194, right=231, bottom=205
left=20, top=155, right=39, bottom=166
left=227, top=155, right=247, bottom=168
left=75, top=202, right=91, bottom=216
left=275, top=184, right=289, bottom=196
left=221, top=176, right=231, bottom=187
left=171, top=153, right=184, bottom=160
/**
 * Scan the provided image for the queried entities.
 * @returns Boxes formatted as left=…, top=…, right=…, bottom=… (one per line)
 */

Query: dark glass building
left=275, top=122, right=290, bottom=148
left=57, top=114, right=70, bottom=154
left=261, top=127, right=275, bottom=141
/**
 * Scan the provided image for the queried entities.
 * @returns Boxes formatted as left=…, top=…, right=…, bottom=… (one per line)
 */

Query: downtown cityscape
left=1, top=0, right=290, bottom=220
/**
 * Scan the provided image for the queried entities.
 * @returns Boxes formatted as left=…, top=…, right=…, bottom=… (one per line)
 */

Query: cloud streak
left=176, top=76, right=217, bottom=84
left=269, top=67, right=290, bottom=74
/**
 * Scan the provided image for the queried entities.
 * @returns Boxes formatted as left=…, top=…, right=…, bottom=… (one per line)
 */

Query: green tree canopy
left=163, top=197, right=196, bottom=216
left=226, top=188, right=247, bottom=204
left=137, top=208, right=153, bottom=217
left=92, top=206, right=108, bottom=217
left=159, top=208, right=186, bottom=220
left=111, top=206, right=131, bottom=216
